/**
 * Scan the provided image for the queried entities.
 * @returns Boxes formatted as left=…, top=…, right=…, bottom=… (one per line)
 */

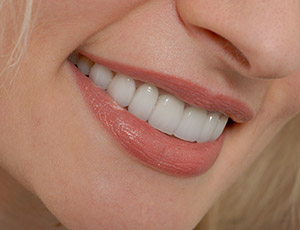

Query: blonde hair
left=1, top=1, right=300, bottom=230
left=197, top=114, right=300, bottom=230
left=0, top=0, right=33, bottom=85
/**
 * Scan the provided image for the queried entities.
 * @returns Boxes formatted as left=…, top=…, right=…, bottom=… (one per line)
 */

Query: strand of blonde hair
left=0, top=0, right=33, bottom=85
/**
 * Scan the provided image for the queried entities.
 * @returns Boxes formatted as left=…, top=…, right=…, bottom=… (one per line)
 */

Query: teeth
left=107, top=74, right=136, bottom=107
left=148, top=94, right=184, bottom=135
left=71, top=55, right=229, bottom=143
left=128, top=84, right=159, bottom=121
left=77, top=56, right=94, bottom=75
left=196, top=112, right=220, bottom=143
left=210, top=115, right=228, bottom=141
left=174, top=107, right=207, bottom=142
left=89, top=64, right=114, bottom=90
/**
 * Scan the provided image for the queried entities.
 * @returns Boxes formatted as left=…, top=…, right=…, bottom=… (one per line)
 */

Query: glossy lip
left=69, top=60, right=227, bottom=177
left=80, top=50, right=254, bottom=123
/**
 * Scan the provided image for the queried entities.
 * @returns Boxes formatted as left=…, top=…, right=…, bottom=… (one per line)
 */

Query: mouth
left=68, top=51, right=253, bottom=176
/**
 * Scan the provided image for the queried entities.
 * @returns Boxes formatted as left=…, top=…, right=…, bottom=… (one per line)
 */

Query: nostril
left=204, top=30, right=250, bottom=69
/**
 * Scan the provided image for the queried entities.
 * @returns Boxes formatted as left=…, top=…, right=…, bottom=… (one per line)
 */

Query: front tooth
left=197, top=112, right=220, bottom=143
left=107, top=74, right=136, bottom=107
left=210, top=115, right=228, bottom=141
left=89, top=64, right=114, bottom=90
left=174, top=106, right=207, bottom=142
left=128, top=84, right=159, bottom=121
left=77, top=56, right=94, bottom=75
left=148, top=94, right=184, bottom=135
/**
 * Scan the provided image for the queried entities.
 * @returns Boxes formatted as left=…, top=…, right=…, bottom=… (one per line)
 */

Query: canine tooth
left=128, top=84, right=159, bottom=121
left=148, top=94, right=184, bottom=135
left=197, top=112, right=220, bottom=143
left=77, top=56, right=94, bottom=75
left=174, top=106, right=207, bottom=142
left=89, top=64, right=113, bottom=90
left=107, top=74, right=136, bottom=107
left=210, top=115, right=228, bottom=141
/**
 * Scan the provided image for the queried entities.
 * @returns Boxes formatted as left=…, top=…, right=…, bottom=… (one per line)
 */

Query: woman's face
left=1, top=0, right=300, bottom=229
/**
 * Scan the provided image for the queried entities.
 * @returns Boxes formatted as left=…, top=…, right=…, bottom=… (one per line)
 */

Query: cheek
left=285, top=70, right=300, bottom=116
left=34, top=0, right=147, bottom=37
left=272, top=70, right=300, bottom=120
left=253, top=68, right=300, bottom=127
left=29, top=0, right=148, bottom=63
left=38, top=0, right=146, bottom=20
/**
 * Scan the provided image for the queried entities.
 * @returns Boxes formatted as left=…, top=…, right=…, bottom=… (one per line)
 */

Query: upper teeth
left=74, top=54, right=228, bottom=143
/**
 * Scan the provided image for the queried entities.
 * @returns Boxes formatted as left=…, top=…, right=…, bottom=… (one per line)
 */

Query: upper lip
left=79, top=50, right=254, bottom=123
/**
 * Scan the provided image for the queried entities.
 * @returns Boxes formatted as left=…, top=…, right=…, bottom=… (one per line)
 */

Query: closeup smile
left=68, top=51, right=253, bottom=176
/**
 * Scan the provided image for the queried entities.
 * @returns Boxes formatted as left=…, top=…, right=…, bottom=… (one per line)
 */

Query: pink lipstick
left=69, top=54, right=252, bottom=176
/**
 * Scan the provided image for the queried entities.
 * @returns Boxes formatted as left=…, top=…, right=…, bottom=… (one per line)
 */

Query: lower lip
left=70, top=62, right=225, bottom=177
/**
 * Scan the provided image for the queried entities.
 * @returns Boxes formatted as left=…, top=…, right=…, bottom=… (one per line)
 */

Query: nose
left=176, top=0, right=300, bottom=79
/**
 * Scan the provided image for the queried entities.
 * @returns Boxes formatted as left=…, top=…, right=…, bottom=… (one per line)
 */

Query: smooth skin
left=0, top=0, right=300, bottom=229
